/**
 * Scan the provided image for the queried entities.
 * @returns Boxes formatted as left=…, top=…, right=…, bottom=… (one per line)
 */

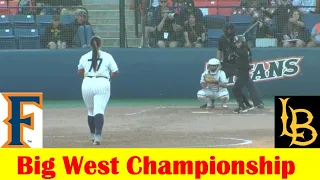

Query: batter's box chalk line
left=123, top=106, right=165, bottom=116
left=191, top=112, right=268, bottom=116
left=192, top=137, right=253, bottom=147
left=122, top=106, right=272, bottom=115
left=44, top=135, right=253, bottom=147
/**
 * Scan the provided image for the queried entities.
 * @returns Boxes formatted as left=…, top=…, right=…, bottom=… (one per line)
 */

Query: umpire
left=217, top=23, right=264, bottom=109
left=231, top=35, right=253, bottom=113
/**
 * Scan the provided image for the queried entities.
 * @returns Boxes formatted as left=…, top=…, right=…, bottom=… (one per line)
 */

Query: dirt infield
left=43, top=104, right=274, bottom=148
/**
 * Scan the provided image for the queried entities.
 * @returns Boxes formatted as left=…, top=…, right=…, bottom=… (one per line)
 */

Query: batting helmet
left=234, top=35, right=246, bottom=42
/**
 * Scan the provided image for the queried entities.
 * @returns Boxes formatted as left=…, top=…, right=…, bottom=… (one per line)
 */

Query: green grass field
left=43, top=98, right=274, bottom=109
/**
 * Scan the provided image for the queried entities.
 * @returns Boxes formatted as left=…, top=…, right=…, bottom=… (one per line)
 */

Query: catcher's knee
left=197, top=90, right=207, bottom=102
left=219, top=95, right=229, bottom=103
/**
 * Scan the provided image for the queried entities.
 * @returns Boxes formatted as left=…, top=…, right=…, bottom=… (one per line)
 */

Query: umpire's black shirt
left=218, top=35, right=235, bottom=64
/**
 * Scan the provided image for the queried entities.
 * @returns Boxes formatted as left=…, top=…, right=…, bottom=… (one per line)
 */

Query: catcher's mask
left=207, top=58, right=220, bottom=74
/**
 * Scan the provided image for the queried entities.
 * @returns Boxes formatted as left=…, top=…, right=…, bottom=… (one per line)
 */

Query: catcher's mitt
left=204, top=74, right=218, bottom=84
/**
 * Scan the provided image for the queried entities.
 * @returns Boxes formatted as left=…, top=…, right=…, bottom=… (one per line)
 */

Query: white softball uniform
left=78, top=50, right=118, bottom=116
left=197, top=69, right=229, bottom=102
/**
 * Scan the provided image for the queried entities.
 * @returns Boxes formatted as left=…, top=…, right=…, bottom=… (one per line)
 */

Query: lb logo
left=279, top=98, right=318, bottom=147
left=0, top=93, right=43, bottom=148
left=275, top=96, right=320, bottom=148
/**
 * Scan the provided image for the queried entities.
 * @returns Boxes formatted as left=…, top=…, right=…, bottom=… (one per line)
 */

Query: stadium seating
left=302, top=14, right=320, bottom=33
left=0, top=28, right=16, bottom=49
left=14, top=28, right=40, bottom=49
left=229, top=14, right=253, bottom=35
left=0, top=15, right=10, bottom=29
left=207, top=28, right=224, bottom=47
left=0, top=14, right=78, bottom=49
left=11, top=15, right=37, bottom=29
left=203, top=15, right=226, bottom=29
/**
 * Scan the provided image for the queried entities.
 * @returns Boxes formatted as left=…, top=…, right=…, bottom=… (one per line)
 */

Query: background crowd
left=0, top=0, right=94, bottom=49
left=0, top=0, right=319, bottom=49
left=138, top=0, right=320, bottom=48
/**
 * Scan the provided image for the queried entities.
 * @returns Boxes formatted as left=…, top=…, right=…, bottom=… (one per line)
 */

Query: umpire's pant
left=222, top=63, right=263, bottom=106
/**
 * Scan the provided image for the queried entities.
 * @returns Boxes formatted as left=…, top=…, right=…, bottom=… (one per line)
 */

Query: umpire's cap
left=224, top=23, right=235, bottom=31
left=234, top=35, right=246, bottom=42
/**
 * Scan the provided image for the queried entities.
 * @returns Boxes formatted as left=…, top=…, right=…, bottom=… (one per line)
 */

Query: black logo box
left=274, top=96, right=320, bottom=148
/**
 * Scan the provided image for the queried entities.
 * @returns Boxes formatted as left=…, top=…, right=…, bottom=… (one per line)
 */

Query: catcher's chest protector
left=206, top=70, right=221, bottom=91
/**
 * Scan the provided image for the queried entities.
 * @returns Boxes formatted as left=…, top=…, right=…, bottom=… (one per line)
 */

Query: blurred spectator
left=307, top=23, right=320, bottom=47
left=59, top=0, right=83, bottom=16
left=282, top=9, right=309, bottom=47
left=183, top=14, right=205, bottom=48
left=152, top=0, right=180, bottom=48
left=35, top=0, right=84, bottom=15
left=35, top=0, right=58, bottom=15
left=18, top=0, right=33, bottom=15
left=178, top=0, right=203, bottom=26
left=65, top=9, right=95, bottom=48
left=138, top=0, right=159, bottom=48
left=292, top=0, right=316, bottom=13
left=44, top=15, right=67, bottom=49
left=271, top=0, right=294, bottom=46
left=234, top=0, right=267, bottom=15
left=171, top=0, right=185, bottom=14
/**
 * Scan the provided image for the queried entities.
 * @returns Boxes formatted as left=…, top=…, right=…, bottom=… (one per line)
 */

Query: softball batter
left=77, top=36, right=119, bottom=145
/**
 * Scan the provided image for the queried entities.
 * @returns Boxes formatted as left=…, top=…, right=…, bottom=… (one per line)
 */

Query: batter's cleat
left=93, top=135, right=101, bottom=145
left=206, top=106, right=213, bottom=110
left=222, top=104, right=228, bottom=108
left=255, top=103, right=264, bottom=109
left=246, top=104, right=254, bottom=111
left=233, top=107, right=248, bottom=114
left=93, top=140, right=101, bottom=145
left=90, top=134, right=95, bottom=142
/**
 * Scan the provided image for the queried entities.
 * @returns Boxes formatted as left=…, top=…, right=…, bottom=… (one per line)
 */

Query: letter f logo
left=1, top=93, right=43, bottom=148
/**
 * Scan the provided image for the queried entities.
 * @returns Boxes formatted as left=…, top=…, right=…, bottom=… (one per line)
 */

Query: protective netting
left=0, top=0, right=92, bottom=49
left=138, top=0, right=320, bottom=48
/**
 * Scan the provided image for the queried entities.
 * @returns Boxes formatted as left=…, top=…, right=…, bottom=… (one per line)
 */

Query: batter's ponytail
left=90, top=36, right=102, bottom=72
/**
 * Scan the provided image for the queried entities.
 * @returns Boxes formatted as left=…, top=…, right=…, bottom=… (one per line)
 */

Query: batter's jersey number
left=88, top=58, right=103, bottom=72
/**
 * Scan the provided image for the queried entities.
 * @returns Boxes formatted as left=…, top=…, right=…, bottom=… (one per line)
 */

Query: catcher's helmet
left=207, top=58, right=220, bottom=66
left=234, top=35, right=246, bottom=42
left=207, top=58, right=220, bottom=74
